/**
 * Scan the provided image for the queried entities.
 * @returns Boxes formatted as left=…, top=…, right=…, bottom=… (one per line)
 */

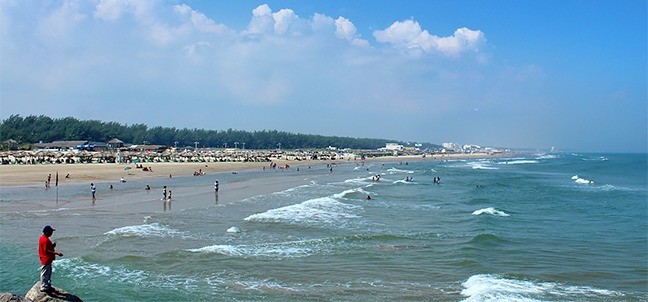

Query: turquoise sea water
left=1, top=153, right=646, bottom=301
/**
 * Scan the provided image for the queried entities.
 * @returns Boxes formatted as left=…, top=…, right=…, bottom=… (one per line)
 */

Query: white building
left=384, top=143, right=404, bottom=151
left=442, top=142, right=462, bottom=153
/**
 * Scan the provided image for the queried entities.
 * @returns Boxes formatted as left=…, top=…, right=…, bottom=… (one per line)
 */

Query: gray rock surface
left=0, top=293, right=29, bottom=302
left=22, top=282, right=83, bottom=302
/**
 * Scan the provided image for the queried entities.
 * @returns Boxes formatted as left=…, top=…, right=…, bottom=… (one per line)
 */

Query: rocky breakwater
left=0, top=282, right=82, bottom=302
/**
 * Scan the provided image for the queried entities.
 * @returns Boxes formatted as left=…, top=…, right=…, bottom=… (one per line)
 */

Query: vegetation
left=0, top=115, right=439, bottom=150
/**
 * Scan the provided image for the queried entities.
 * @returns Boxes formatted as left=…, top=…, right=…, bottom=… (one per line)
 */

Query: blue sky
left=1, top=0, right=646, bottom=152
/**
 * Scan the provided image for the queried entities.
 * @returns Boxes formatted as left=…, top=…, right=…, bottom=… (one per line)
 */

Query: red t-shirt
left=38, top=234, right=55, bottom=265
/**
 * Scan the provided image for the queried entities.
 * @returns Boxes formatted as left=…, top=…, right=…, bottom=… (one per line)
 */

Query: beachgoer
left=146, top=185, right=151, bottom=191
left=366, top=195, right=372, bottom=200
left=214, top=180, right=219, bottom=192
left=168, top=190, right=172, bottom=200
left=110, top=184, right=113, bottom=190
left=91, top=183, right=96, bottom=200
left=162, top=186, right=167, bottom=201
left=38, top=225, right=63, bottom=292
left=65, top=174, right=70, bottom=178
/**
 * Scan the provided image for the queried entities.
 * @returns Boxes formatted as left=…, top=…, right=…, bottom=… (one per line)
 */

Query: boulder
left=23, top=282, right=83, bottom=302
left=0, top=293, right=30, bottom=302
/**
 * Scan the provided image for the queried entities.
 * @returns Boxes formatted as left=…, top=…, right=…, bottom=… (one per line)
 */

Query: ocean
left=1, top=153, right=646, bottom=301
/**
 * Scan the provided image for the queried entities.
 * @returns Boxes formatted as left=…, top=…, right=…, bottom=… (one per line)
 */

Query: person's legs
left=40, top=264, right=52, bottom=291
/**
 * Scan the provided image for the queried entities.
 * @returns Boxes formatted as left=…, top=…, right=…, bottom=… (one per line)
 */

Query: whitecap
left=333, top=187, right=371, bottom=199
left=386, top=167, right=414, bottom=174
left=244, top=197, right=360, bottom=228
left=104, top=222, right=188, bottom=239
left=572, top=175, right=593, bottom=184
left=187, top=238, right=331, bottom=258
left=471, top=207, right=510, bottom=217
left=56, top=257, right=204, bottom=291
left=498, top=160, right=539, bottom=165
left=469, top=162, right=499, bottom=170
left=226, top=226, right=240, bottom=233
left=461, top=274, right=619, bottom=302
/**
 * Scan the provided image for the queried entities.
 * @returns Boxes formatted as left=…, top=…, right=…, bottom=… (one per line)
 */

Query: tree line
left=0, top=115, right=439, bottom=150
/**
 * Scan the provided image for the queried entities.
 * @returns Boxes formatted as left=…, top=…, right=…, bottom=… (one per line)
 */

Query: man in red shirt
left=38, top=225, right=63, bottom=292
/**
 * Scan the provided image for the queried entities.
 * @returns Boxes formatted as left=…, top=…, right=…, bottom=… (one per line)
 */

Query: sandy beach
left=0, top=152, right=503, bottom=187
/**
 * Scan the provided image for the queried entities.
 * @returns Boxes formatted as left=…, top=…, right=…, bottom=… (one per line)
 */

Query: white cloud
left=246, top=4, right=274, bottom=34
left=38, top=0, right=86, bottom=37
left=272, top=8, right=298, bottom=35
left=93, top=0, right=153, bottom=21
left=373, top=20, right=485, bottom=56
left=175, top=4, right=228, bottom=34
left=252, top=4, right=272, bottom=17
left=334, top=17, right=356, bottom=40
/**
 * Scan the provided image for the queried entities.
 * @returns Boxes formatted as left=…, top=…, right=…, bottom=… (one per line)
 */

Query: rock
left=0, top=293, right=29, bottom=302
left=23, top=282, right=83, bottom=302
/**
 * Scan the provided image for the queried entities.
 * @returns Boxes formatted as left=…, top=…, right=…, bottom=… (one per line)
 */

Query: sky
left=1, top=0, right=646, bottom=152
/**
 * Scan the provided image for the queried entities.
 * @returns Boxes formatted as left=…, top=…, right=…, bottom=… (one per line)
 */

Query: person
left=214, top=180, right=219, bottom=193
left=162, top=186, right=167, bottom=201
left=38, top=225, right=63, bottom=292
left=366, top=195, right=372, bottom=200
left=91, top=183, right=96, bottom=200
left=168, top=190, right=172, bottom=201
left=146, top=185, right=151, bottom=191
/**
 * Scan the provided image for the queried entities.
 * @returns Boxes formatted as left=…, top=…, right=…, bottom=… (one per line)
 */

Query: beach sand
left=0, top=161, right=287, bottom=187
left=0, top=152, right=503, bottom=214
left=0, top=152, right=501, bottom=187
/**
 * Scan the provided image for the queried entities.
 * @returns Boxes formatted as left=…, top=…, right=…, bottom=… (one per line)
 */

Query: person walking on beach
left=162, top=186, right=167, bottom=201
left=91, top=183, right=97, bottom=201
left=38, top=225, right=63, bottom=292
left=214, top=180, right=219, bottom=193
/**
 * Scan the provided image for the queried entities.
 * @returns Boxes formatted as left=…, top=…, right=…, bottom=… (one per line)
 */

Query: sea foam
left=244, top=197, right=360, bottom=228
left=461, top=274, right=618, bottom=302
left=572, top=175, right=593, bottom=184
left=187, top=238, right=334, bottom=258
left=105, top=222, right=188, bottom=239
left=471, top=207, right=510, bottom=217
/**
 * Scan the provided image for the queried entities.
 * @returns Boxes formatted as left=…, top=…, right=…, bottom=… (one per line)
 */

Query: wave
left=243, top=197, right=361, bottom=228
left=187, top=238, right=328, bottom=258
left=386, top=167, right=415, bottom=174
left=572, top=175, right=594, bottom=184
left=104, top=222, right=189, bottom=239
left=332, top=187, right=371, bottom=199
left=470, top=162, right=499, bottom=170
left=465, top=234, right=507, bottom=246
left=471, top=207, right=510, bottom=217
left=535, top=154, right=558, bottom=159
left=187, top=232, right=428, bottom=259
left=497, top=160, right=539, bottom=165
left=55, top=257, right=151, bottom=285
left=226, top=226, right=241, bottom=233
left=582, top=156, right=608, bottom=161
left=461, top=274, right=620, bottom=302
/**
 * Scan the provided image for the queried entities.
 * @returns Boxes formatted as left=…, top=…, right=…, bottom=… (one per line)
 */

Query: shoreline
left=0, top=152, right=509, bottom=187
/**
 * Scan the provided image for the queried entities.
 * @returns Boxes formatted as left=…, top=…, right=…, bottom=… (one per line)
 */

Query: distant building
left=384, top=143, right=404, bottom=151
left=33, top=140, right=87, bottom=150
left=108, top=138, right=125, bottom=149
left=442, top=142, right=462, bottom=153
